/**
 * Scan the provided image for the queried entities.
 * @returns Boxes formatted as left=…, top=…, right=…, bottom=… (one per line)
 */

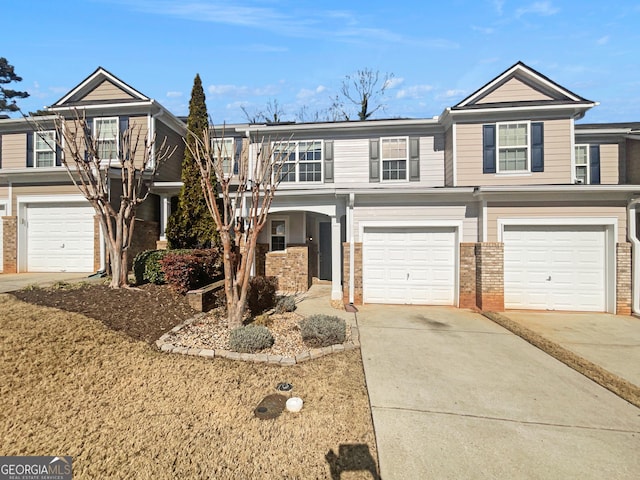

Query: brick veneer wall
left=616, top=242, right=632, bottom=315
left=265, top=245, right=310, bottom=293
left=255, top=243, right=269, bottom=276
left=459, top=243, right=477, bottom=309
left=342, top=242, right=363, bottom=304
left=2, top=216, right=17, bottom=273
left=475, top=242, right=504, bottom=312
left=128, top=219, right=160, bottom=270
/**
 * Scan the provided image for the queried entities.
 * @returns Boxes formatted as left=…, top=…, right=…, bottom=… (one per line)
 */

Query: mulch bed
left=11, top=282, right=197, bottom=344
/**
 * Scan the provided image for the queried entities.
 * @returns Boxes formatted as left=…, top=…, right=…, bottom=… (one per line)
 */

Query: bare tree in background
left=241, top=99, right=287, bottom=124
left=186, top=126, right=292, bottom=328
left=334, top=68, right=395, bottom=121
left=33, top=111, right=176, bottom=288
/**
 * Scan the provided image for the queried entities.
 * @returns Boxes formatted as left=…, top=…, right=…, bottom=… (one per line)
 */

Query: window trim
left=275, top=140, right=323, bottom=184
left=33, top=130, right=56, bottom=168
left=496, top=121, right=531, bottom=174
left=380, top=136, right=409, bottom=182
left=270, top=218, right=287, bottom=251
left=212, top=137, right=235, bottom=177
left=574, top=144, right=590, bottom=184
left=94, top=117, right=119, bottom=161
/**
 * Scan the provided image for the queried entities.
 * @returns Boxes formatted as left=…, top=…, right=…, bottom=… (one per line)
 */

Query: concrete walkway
left=356, top=304, right=640, bottom=479
left=503, top=311, right=640, bottom=387
left=0, top=272, right=99, bottom=293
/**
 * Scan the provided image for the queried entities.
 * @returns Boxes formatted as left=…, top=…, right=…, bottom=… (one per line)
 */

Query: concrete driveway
left=356, top=305, right=640, bottom=479
left=0, top=272, right=97, bottom=293
left=503, top=311, right=640, bottom=387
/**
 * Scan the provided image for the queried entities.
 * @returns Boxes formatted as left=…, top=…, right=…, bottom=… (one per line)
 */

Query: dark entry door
left=319, top=222, right=332, bottom=280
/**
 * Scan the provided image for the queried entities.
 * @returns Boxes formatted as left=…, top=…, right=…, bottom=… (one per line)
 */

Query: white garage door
left=26, top=203, right=95, bottom=272
left=363, top=227, right=456, bottom=305
left=503, top=225, right=606, bottom=311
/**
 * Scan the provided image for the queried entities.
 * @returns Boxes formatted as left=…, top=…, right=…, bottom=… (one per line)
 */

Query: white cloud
left=596, top=35, right=610, bottom=45
left=515, top=1, right=559, bottom=18
left=435, top=89, right=467, bottom=101
left=166, top=91, right=182, bottom=98
left=385, top=77, right=405, bottom=89
left=296, top=85, right=327, bottom=100
left=493, top=0, right=505, bottom=15
left=396, top=84, right=434, bottom=99
left=472, top=25, right=495, bottom=34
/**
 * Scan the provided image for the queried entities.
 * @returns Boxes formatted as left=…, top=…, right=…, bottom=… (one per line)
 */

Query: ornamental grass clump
left=299, top=315, right=346, bottom=348
left=229, top=324, right=275, bottom=353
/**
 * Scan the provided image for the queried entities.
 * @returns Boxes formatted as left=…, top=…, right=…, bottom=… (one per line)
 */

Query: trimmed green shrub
left=275, top=296, right=296, bottom=314
left=247, top=276, right=278, bottom=316
left=160, top=247, right=223, bottom=294
left=229, top=324, right=274, bottom=353
left=133, top=249, right=171, bottom=285
left=299, top=314, right=346, bottom=348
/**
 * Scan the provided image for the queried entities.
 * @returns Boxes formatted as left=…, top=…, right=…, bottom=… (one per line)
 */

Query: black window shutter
left=369, top=139, right=380, bottom=182
left=119, top=116, right=129, bottom=135
left=590, top=145, right=601, bottom=185
left=233, top=138, right=241, bottom=175
left=26, top=132, right=34, bottom=167
left=55, top=131, right=62, bottom=167
left=0, top=135, right=3, bottom=169
left=84, top=118, right=93, bottom=162
left=324, top=140, right=334, bottom=183
left=409, top=137, right=420, bottom=181
left=482, top=125, right=496, bottom=174
left=531, top=122, right=544, bottom=172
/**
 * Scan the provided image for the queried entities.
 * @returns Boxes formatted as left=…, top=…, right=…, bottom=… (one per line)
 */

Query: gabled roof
left=454, top=61, right=593, bottom=110
left=51, top=67, right=150, bottom=107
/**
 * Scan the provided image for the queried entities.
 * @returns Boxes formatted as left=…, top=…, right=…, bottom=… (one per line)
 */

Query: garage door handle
left=61, top=243, right=65, bottom=249
left=407, top=273, right=410, bottom=280
left=546, top=276, right=551, bottom=281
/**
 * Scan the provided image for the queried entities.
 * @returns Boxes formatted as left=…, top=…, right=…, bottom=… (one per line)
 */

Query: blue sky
left=3, top=1, right=640, bottom=123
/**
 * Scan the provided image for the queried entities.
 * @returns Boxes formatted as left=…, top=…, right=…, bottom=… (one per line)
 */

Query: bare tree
left=33, top=111, right=175, bottom=288
left=241, top=99, right=287, bottom=124
left=185, top=126, right=291, bottom=328
left=335, top=68, right=395, bottom=121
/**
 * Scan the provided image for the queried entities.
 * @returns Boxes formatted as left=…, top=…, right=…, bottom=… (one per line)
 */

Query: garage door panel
left=504, top=225, right=605, bottom=312
left=363, top=227, right=456, bottom=305
left=26, top=203, right=95, bottom=273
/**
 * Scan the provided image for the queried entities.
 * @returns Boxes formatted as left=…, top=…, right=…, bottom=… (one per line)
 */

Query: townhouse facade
left=1, top=62, right=639, bottom=314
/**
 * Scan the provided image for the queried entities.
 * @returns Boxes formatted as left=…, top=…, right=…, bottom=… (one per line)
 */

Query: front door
left=319, top=222, right=332, bottom=280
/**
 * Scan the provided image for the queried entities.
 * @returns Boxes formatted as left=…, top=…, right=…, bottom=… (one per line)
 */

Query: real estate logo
left=0, top=456, right=72, bottom=480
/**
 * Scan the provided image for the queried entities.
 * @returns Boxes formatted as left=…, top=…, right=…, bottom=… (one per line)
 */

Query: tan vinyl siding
left=486, top=204, right=627, bottom=243
left=1, top=133, right=27, bottom=169
left=81, top=80, right=135, bottom=102
left=154, top=119, right=184, bottom=182
left=12, top=184, right=80, bottom=210
left=600, top=143, right=619, bottom=185
left=333, top=138, right=370, bottom=186
left=420, top=135, right=445, bottom=186
left=456, top=119, right=572, bottom=186
left=444, top=127, right=453, bottom=186
left=476, top=77, right=553, bottom=104
left=128, top=116, right=149, bottom=167
left=353, top=204, right=478, bottom=243
left=626, top=139, right=640, bottom=184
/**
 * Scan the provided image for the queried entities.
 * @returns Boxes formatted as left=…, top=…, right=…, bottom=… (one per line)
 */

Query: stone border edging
left=156, top=314, right=360, bottom=365
left=483, top=311, right=640, bottom=409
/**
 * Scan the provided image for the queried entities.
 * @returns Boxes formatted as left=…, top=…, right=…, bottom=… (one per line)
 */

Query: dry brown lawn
left=0, top=294, right=378, bottom=479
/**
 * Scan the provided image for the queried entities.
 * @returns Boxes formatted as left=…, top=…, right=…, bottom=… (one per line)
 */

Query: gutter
left=627, top=198, right=640, bottom=315
left=348, top=193, right=355, bottom=305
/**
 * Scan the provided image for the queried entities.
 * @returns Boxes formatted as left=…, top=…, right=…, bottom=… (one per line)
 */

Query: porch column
left=159, top=194, right=170, bottom=240
left=331, top=214, right=342, bottom=301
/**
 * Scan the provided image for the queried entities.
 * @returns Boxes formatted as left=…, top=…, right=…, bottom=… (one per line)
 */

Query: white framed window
left=212, top=137, right=235, bottom=175
left=94, top=117, right=118, bottom=161
left=574, top=144, right=589, bottom=184
left=34, top=131, right=56, bottom=167
left=497, top=122, right=530, bottom=172
left=270, top=219, right=286, bottom=251
left=275, top=140, right=323, bottom=183
left=381, top=137, right=407, bottom=181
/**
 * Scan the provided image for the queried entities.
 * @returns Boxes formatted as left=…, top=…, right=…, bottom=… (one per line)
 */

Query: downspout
left=627, top=197, right=640, bottom=314
left=349, top=193, right=355, bottom=304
